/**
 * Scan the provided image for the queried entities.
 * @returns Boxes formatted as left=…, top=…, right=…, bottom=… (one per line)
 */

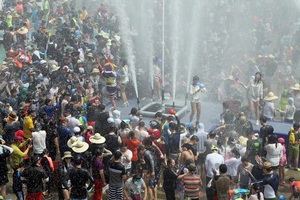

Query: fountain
left=103, top=0, right=206, bottom=119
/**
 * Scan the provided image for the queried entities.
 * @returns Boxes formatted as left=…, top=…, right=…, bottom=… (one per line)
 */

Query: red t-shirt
left=148, top=129, right=160, bottom=140
left=124, top=139, right=140, bottom=161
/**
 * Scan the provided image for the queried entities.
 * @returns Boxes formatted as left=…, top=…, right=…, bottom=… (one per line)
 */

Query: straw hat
left=8, top=111, right=18, bottom=121
left=91, top=68, right=100, bottom=73
left=87, top=52, right=93, bottom=57
left=62, top=151, right=73, bottom=160
left=17, top=27, right=28, bottom=35
left=291, top=83, right=300, bottom=91
left=224, top=75, right=234, bottom=81
left=264, top=92, right=278, bottom=101
left=49, top=64, right=60, bottom=73
left=89, top=133, right=106, bottom=144
left=72, top=140, right=89, bottom=153
left=67, top=136, right=78, bottom=148
left=96, top=30, right=109, bottom=39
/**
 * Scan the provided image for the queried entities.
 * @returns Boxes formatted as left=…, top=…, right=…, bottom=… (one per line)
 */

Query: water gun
left=229, top=189, right=250, bottom=198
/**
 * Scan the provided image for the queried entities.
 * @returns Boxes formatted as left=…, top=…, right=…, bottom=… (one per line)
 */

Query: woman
left=58, top=151, right=74, bottom=200
left=182, top=162, right=202, bottom=200
left=225, top=148, right=241, bottom=183
left=92, top=149, right=106, bottom=200
left=189, top=76, right=206, bottom=124
left=265, top=134, right=282, bottom=169
left=241, top=72, right=263, bottom=125
left=118, top=60, right=129, bottom=107
left=104, top=124, right=122, bottom=154
left=163, top=158, right=186, bottom=200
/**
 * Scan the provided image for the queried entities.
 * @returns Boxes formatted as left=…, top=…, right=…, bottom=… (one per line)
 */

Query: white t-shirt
left=49, top=87, right=59, bottom=100
left=32, top=130, right=47, bottom=154
left=205, top=152, right=224, bottom=178
left=138, top=130, right=149, bottom=142
left=225, top=157, right=241, bottom=177
left=121, top=149, right=133, bottom=170
left=265, top=143, right=282, bottom=167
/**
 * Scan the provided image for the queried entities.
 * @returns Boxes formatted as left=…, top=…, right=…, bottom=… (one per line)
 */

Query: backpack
left=252, top=139, right=261, bottom=156
left=289, top=128, right=296, bottom=144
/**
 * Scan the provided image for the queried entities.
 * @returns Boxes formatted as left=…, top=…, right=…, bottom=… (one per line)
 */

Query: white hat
left=67, top=136, right=78, bottom=148
left=40, top=60, right=47, bottom=64
left=49, top=64, right=60, bottom=73
left=89, top=133, right=106, bottom=144
left=73, top=126, right=81, bottom=133
left=72, top=140, right=89, bottom=153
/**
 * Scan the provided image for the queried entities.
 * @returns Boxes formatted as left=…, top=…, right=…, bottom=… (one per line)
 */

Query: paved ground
left=2, top=168, right=298, bottom=199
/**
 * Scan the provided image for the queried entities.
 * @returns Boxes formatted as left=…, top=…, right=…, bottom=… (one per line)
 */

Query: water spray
left=137, top=97, right=140, bottom=110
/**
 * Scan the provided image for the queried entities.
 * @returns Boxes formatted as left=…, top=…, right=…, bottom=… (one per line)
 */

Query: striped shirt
left=183, top=174, right=202, bottom=199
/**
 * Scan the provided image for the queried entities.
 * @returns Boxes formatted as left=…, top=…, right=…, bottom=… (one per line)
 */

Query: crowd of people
left=1, top=0, right=300, bottom=200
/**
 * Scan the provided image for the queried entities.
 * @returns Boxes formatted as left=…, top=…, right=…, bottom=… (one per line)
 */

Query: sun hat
left=8, top=111, right=18, bottom=121
left=87, top=126, right=93, bottom=130
left=72, top=140, right=89, bottom=153
left=67, top=136, right=78, bottom=148
left=278, top=137, right=285, bottom=143
left=291, top=83, right=300, bottom=91
left=19, top=102, right=27, bottom=109
left=62, top=151, right=73, bottom=160
left=87, top=53, right=93, bottom=57
left=17, top=27, right=28, bottom=35
left=49, top=64, right=60, bottom=73
left=211, top=146, right=218, bottom=151
left=264, top=92, right=278, bottom=101
left=89, top=133, right=106, bottom=144
left=91, top=68, right=100, bottom=73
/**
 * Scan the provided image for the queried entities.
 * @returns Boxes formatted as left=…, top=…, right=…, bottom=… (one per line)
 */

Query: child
left=277, top=97, right=296, bottom=123
left=278, top=137, right=287, bottom=186
left=289, top=177, right=300, bottom=199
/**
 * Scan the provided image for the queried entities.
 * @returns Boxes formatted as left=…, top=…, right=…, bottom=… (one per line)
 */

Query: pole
left=161, top=0, right=165, bottom=110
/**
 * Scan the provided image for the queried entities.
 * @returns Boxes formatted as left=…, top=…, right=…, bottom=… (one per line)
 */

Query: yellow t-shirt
left=10, top=142, right=29, bottom=169
left=23, top=116, right=34, bottom=139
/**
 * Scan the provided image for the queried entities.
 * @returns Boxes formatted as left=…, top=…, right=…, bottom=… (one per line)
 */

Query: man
left=259, top=115, right=274, bottom=146
left=94, top=104, right=110, bottom=135
left=21, top=155, right=49, bottom=200
left=32, top=123, right=46, bottom=155
left=23, top=110, right=35, bottom=139
left=168, top=122, right=181, bottom=163
left=245, top=132, right=262, bottom=164
left=137, top=121, right=149, bottom=142
left=193, top=123, right=208, bottom=177
left=182, top=135, right=199, bottom=161
left=205, top=146, right=224, bottom=185
left=69, top=155, right=94, bottom=200
left=120, top=142, right=133, bottom=177
left=108, top=151, right=126, bottom=200
left=212, top=164, right=231, bottom=200
left=138, top=144, right=159, bottom=200
left=2, top=111, right=20, bottom=146
left=124, top=174, right=147, bottom=200
left=288, top=123, right=300, bottom=170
